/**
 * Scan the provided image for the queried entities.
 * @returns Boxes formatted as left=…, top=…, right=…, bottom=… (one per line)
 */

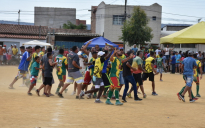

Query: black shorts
left=102, top=73, right=111, bottom=88
left=43, top=77, right=53, bottom=86
left=133, top=73, right=143, bottom=85
left=142, top=72, right=154, bottom=82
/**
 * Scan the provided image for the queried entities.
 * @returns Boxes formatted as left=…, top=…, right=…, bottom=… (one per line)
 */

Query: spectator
left=155, top=47, right=161, bottom=56
left=164, top=45, right=174, bottom=67
left=175, top=51, right=181, bottom=73
left=171, top=52, right=176, bottom=74
left=53, top=46, right=59, bottom=58
left=3, top=45, right=7, bottom=64
left=0, top=45, right=3, bottom=65
left=7, top=45, right=13, bottom=60
left=95, top=45, right=101, bottom=52
left=12, top=44, right=18, bottom=55
left=131, top=44, right=138, bottom=55
left=147, top=46, right=154, bottom=53
left=64, top=48, right=69, bottom=57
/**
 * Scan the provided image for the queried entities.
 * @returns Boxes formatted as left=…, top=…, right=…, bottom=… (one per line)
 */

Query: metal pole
left=18, top=10, right=20, bottom=25
left=124, top=0, right=127, bottom=50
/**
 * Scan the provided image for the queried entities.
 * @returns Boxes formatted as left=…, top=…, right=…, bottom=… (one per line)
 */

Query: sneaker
left=193, top=97, right=198, bottom=101
left=105, top=100, right=114, bottom=105
left=76, top=96, right=84, bottom=99
left=95, top=99, right=103, bottom=103
left=160, top=79, right=163, bottom=81
left=177, top=93, right=181, bottom=100
left=86, top=94, right=91, bottom=99
left=127, top=93, right=132, bottom=98
left=36, top=89, right=40, bottom=96
left=79, top=90, right=85, bottom=97
left=196, top=94, right=201, bottom=97
left=179, top=94, right=185, bottom=102
left=190, top=99, right=195, bottom=103
left=71, top=91, right=76, bottom=95
left=143, top=94, right=147, bottom=98
left=135, top=97, right=142, bottom=101
left=122, top=98, right=127, bottom=103
left=58, top=93, right=64, bottom=98
left=28, top=93, right=32, bottom=96
left=152, top=92, right=158, bottom=96
left=102, top=94, right=107, bottom=98
left=115, top=100, right=123, bottom=106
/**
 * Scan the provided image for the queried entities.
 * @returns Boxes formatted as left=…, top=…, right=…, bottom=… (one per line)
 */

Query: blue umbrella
left=84, top=36, right=119, bottom=48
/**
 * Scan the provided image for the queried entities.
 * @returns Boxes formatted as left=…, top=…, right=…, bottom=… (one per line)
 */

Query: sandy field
left=0, top=66, right=205, bottom=128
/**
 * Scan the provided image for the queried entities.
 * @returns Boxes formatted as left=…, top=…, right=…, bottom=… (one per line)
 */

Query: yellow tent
left=160, top=21, right=205, bottom=44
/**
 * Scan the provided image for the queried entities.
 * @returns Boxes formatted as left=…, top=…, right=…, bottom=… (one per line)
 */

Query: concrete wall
left=76, top=19, right=86, bottom=25
left=95, top=3, right=162, bottom=51
left=95, top=2, right=106, bottom=36
left=34, top=7, right=76, bottom=28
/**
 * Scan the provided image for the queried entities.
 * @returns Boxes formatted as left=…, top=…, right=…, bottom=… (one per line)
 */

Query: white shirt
left=155, top=49, right=161, bottom=56
left=165, top=48, right=170, bottom=55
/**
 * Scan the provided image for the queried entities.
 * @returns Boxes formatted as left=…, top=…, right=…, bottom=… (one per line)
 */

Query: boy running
left=55, top=49, right=68, bottom=94
left=28, top=56, right=41, bottom=95
left=178, top=51, right=197, bottom=103
left=142, top=51, right=158, bottom=96
left=157, top=53, right=166, bottom=81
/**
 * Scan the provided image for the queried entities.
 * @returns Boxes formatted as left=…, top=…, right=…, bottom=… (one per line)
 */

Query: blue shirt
left=18, top=51, right=30, bottom=71
left=132, top=48, right=138, bottom=55
left=171, top=56, right=176, bottom=64
left=183, top=57, right=197, bottom=76
left=175, top=54, right=181, bottom=63
left=162, top=56, right=166, bottom=64
left=102, top=51, right=114, bottom=73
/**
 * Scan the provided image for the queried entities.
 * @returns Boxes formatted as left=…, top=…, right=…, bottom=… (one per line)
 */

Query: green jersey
left=109, top=57, right=122, bottom=78
left=157, top=57, right=163, bottom=68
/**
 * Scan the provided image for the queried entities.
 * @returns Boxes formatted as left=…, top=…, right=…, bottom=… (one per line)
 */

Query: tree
left=120, top=6, right=153, bottom=46
left=63, top=21, right=87, bottom=29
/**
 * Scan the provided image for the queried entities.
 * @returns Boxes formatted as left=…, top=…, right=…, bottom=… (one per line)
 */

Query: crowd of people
left=7, top=42, right=203, bottom=105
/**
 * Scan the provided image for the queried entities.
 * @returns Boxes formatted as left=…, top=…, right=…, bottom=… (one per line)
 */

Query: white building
left=91, top=1, right=162, bottom=51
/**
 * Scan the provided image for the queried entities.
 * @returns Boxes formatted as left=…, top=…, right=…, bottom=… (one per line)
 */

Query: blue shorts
left=165, top=55, right=169, bottom=60
left=183, top=75, right=193, bottom=87
left=157, top=68, right=163, bottom=74
left=119, top=71, right=125, bottom=85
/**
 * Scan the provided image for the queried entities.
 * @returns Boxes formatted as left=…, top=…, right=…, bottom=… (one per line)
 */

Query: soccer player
left=157, top=53, right=166, bottom=81
left=39, top=47, right=45, bottom=58
left=28, top=56, right=42, bottom=95
left=105, top=48, right=132, bottom=105
left=55, top=49, right=68, bottom=94
left=178, top=51, right=197, bottom=103
left=9, top=46, right=32, bottom=89
left=58, top=46, right=84, bottom=99
left=142, top=51, right=158, bottom=96
left=28, top=46, right=41, bottom=71
left=118, top=48, right=125, bottom=96
left=122, top=50, right=142, bottom=102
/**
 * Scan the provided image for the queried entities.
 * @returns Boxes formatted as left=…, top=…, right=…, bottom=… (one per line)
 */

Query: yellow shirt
left=12, top=48, right=18, bottom=55
left=145, top=57, right=155, bottom=73
left=194, top=60, right=201, bottom=77
left=94, top=58, right=104, bottom=78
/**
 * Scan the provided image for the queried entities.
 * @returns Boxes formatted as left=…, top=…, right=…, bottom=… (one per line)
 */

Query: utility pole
left=18, top=10, right=20, bottom=25
left=123, top=0, right=127, bottom=50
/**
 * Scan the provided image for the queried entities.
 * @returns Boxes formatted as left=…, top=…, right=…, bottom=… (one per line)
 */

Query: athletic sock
left=56, top=86, right=61, bottom=93
left=191, top=91, right=194, bottom=99
left=115, top=89, right=119, bottom=101
left=107, top=89, right=114, bottom=100
left=103, top=88, right=108, bottom=95
left=179, top=86, right=185, bottom=94
left=196, top=84, right=199, bottom=95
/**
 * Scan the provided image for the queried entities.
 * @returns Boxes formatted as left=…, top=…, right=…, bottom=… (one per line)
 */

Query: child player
left=27, top=56, right=41, bottom=95
left=157, top=53, right=166, bottom=81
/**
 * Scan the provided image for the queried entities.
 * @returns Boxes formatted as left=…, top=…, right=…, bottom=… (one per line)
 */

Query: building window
left=181, top=44, right=195, bottom=48
left=113, top=15, right=124, bottom=25
left=152, top=16, right=156, bottom=21
left=163, top=44, right=180, bottom=48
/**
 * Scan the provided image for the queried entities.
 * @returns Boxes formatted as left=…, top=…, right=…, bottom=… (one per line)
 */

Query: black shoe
left=190, top=99, right=195, bottom=103
left=28, top=93, right=32, bottom=96
left=76, top=96, right=84, bottom=99
left=122, top=98, right=127, bottom=103
left=58, top=93, right=64, bottom=98
left=179, top=94, right=185, bottom=102
left=36, top=89, right=40, bottom=96
left=135, top=97, right=142, bottom=101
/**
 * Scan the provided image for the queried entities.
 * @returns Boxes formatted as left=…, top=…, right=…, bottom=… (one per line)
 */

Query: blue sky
left=0, top=0, right=204, bottom=24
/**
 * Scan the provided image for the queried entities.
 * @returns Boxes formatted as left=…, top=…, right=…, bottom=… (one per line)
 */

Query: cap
left=98, top=51, right=105, bottom=56
left=188, top=51, right=194, bottom=55
left=4, top=45, right=6, bottom=47
left=77, top=51, right=82, bottom=55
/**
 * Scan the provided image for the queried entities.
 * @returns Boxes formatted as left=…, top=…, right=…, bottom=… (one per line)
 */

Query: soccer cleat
left=177, top=93, right=181, bottom=100
left=102, top=94, right=107, bottom=98
left=115, top=101, right=123, bottom=106
left=190, top=99, right=195, bottom=103
left=105, top=100, right=114, bottom=105
left=143, top=94, right=147, bottom=98
left=79, top=90, right=85, bottom=97
left=179, top=94, right=185, bottom=102
left=58, top=93, right=64, bottom=98
left=95, top=100, right=103, bottom=103
left=71, top=91, right=76, bottom=95
left=28, top=93, right=32, bottom=96
left=152, top=92, right=158, bottom=96
left=122, top=98, right=127, bottom=103
left=196, top=94, right=201, bottom=97
left=127, top=93, right=132, bottom=98
left=36, top=89, right=40, bottom=96
left=135, top=97, right=142, bottom=101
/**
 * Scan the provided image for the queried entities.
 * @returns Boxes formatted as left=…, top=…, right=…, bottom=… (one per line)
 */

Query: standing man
left=142, top=51, right=158, bottom=95
left=165, top=45, right=174, bottom=68
left=131, top=44, right=138, bottom=55
left=9, top=46, right=32, bottom=89
left=148, top=46, right=154, bottom=53
left=175, top=52, right=181, bottom=73
left=12, top=44, right=18, bottom=56
left=155, top=47, right=161, bottom=56
left=7, top=45, right=13, bottom=61
left=178, top=51, right=197, bottom=103
left=58, top=46, right=84, bottom=99
left=0, top=45, right=3, bottom=65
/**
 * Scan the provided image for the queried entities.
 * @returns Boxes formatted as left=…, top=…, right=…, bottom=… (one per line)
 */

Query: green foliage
left=63, top=21, right=87, bottom=29
left=120, top=6, right=153, bottom=46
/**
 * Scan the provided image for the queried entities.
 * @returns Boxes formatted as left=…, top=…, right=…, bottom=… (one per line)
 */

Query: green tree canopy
left=120, top=6, right=153, bottom=46
left=63, top=21, right=87, bottom=29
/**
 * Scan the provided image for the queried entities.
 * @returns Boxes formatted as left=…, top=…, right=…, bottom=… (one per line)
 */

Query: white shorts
left=95, top=82, right=104, bottom=89
left=67, top=71, right=84, bottom=84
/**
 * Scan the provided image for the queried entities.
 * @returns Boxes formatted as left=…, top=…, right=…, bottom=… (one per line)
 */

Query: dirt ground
left=0, top=66, right=205, bottom=128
